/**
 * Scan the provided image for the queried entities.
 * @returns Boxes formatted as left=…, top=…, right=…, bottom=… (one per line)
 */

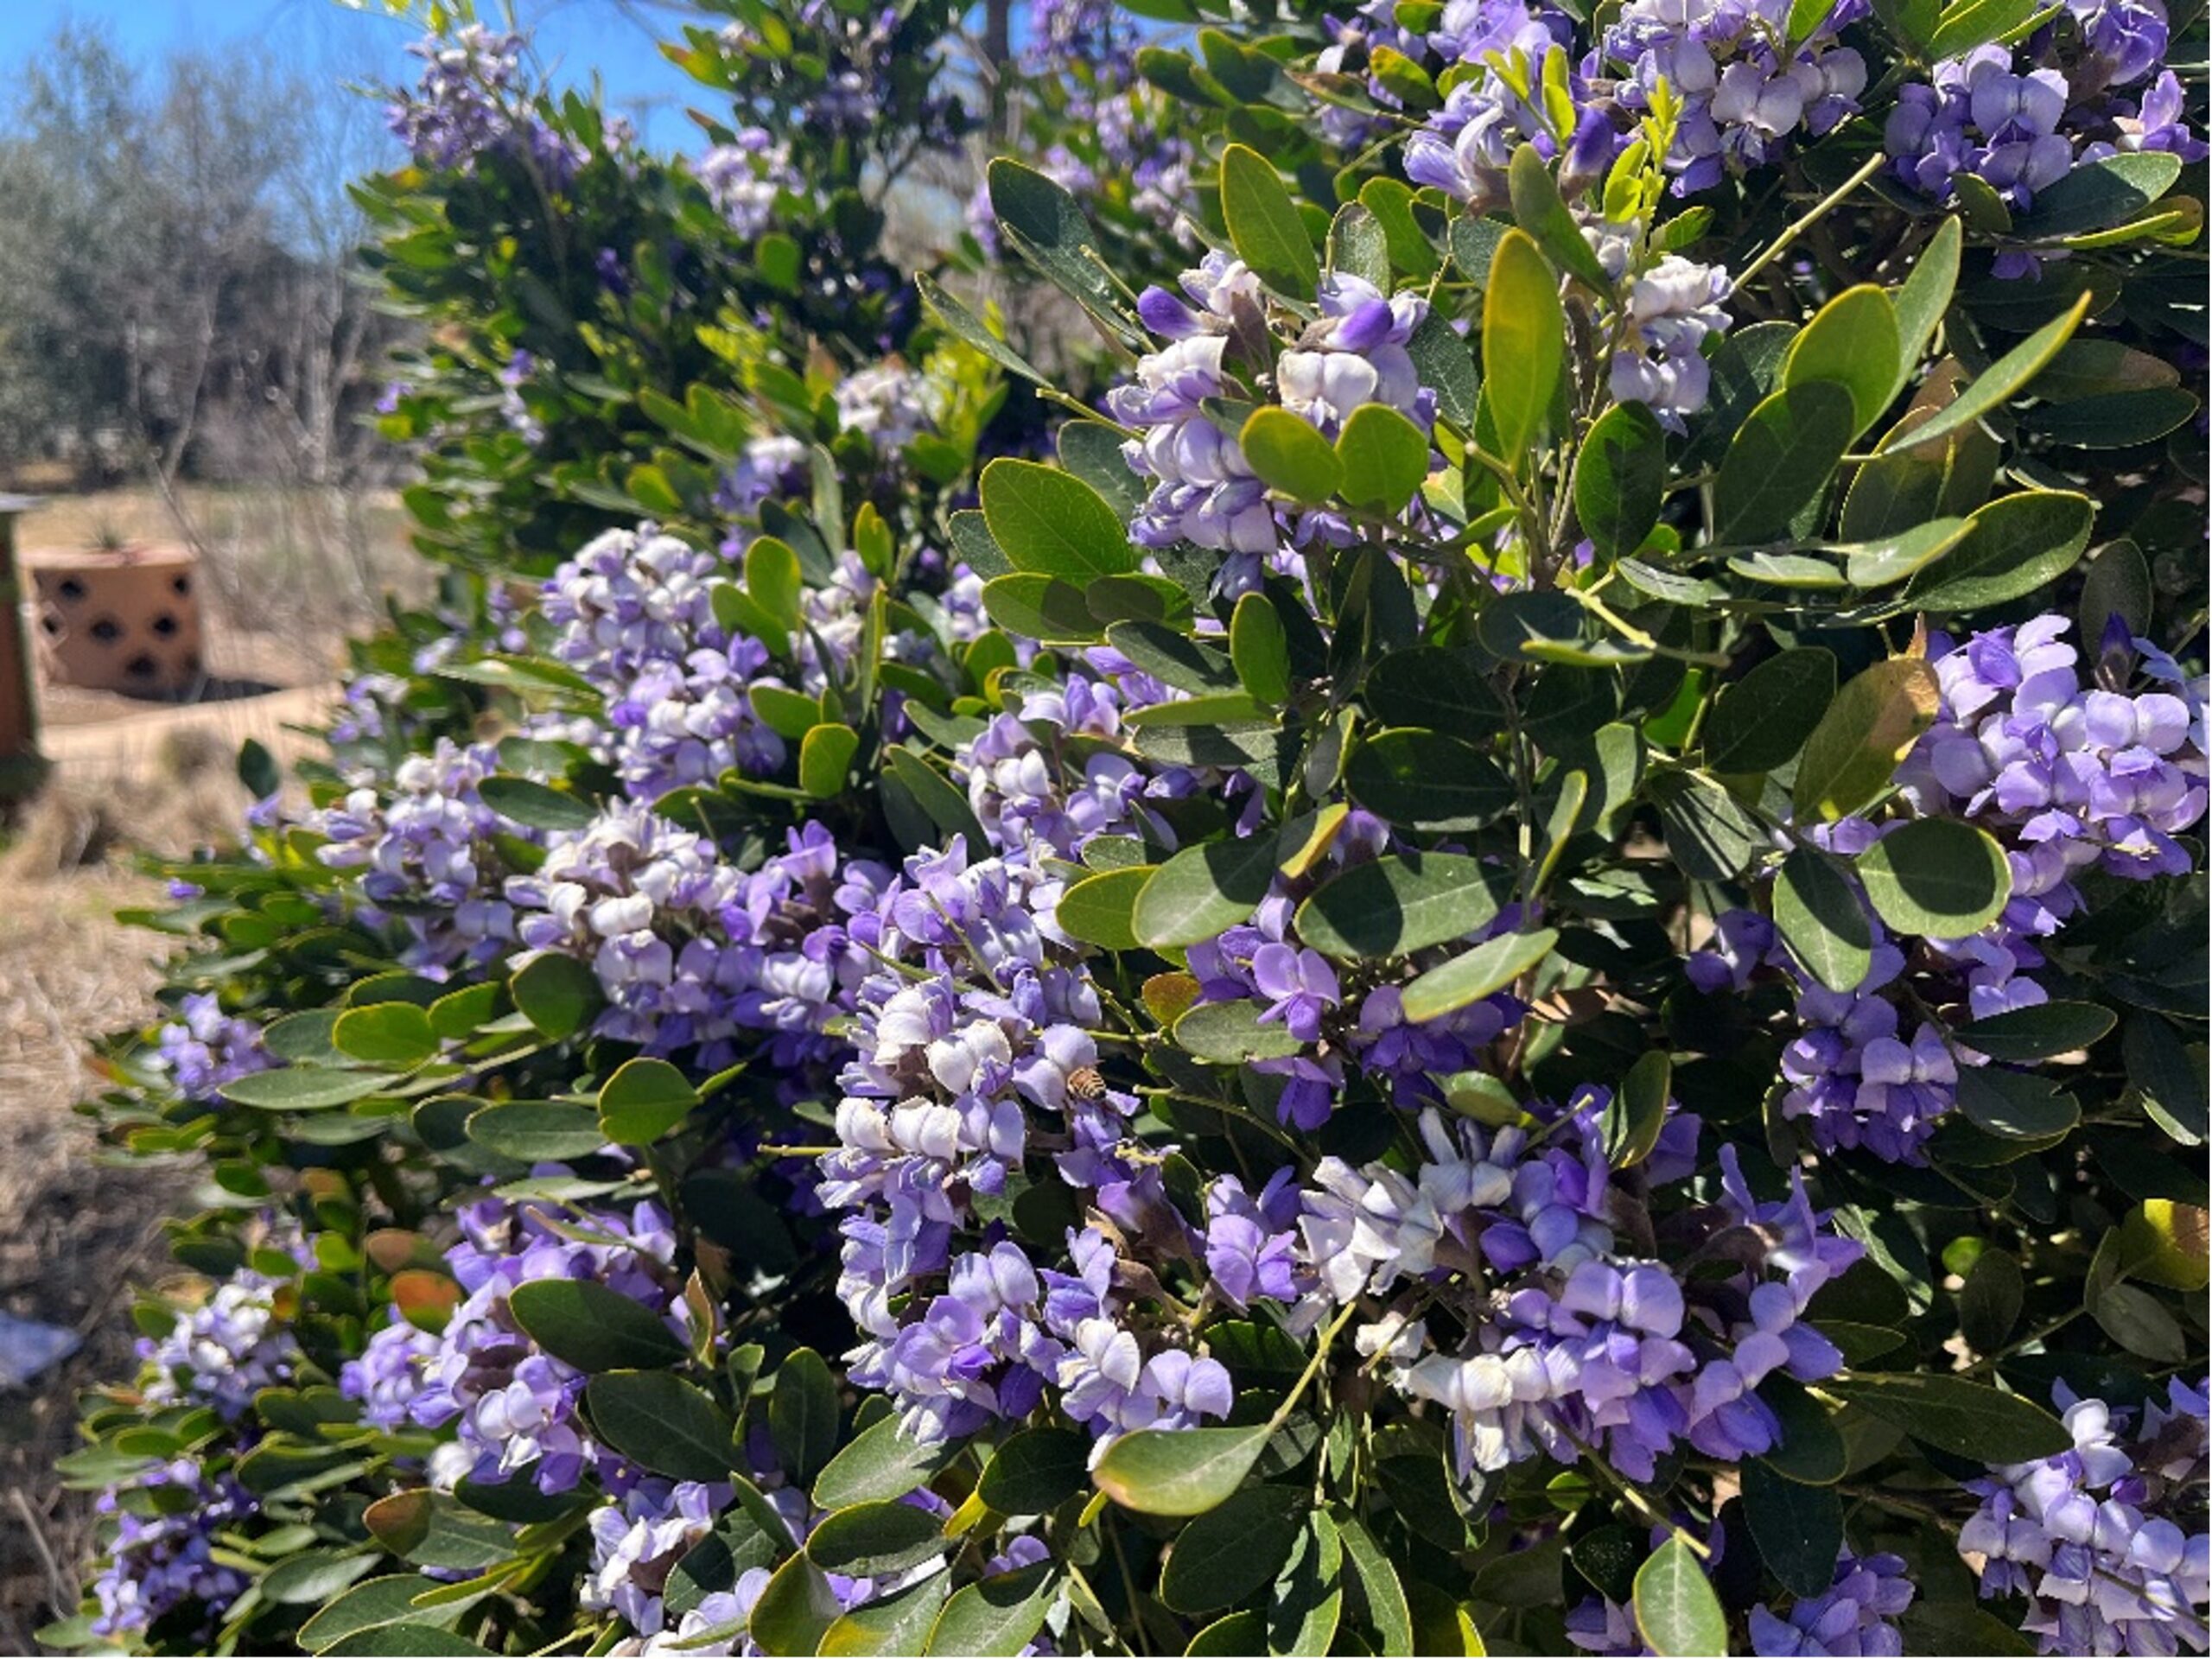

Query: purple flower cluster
left=1598, top=0, right=1867, bottom=193
left=508, top=808, right=891, bottom=1069
left=1295, top=1106, right=1859, bottom=1488
left=1609, top=256, right=1734, bottom=428
left=153, top=991, right=276, bottom=1103
left=698, top=131, right=800, bottom=241
left=137, top=1255, right=299, bottom=1421
left=345, top=1194, right=683, bottom=1495
left=88, top=1459, right=257, bottom=1643
left=1277, top=275, right=1435, bottom=438
left=1899, top=616, right=2209, bottom=885
left=316, top=740, right=531, bottom=974
left=586, top=1478, right=735, bottom=1637
left=1885, top=12, right=2202, bottom=272
left=1960, top=1379, right=2209, bottom=1655
left=386, top=26, right=587, bottom=182
left=817, top=837, right=1231, bottom=1449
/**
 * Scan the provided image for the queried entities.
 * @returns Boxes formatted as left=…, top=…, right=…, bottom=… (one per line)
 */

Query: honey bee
left=1066, top=1065, right=1109, bottom=1102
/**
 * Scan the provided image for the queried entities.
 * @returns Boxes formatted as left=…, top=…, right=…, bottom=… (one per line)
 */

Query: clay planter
left=29, top=543, right=205, bottom=696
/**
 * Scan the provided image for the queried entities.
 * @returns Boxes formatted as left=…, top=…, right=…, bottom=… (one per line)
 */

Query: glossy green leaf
left=1338, top=1516, right=1414, bottom=1656
left=1401, top=928, right=1557, bottom=1023
left=1242, top=408, right=1344, bottom=505
left=220, top=1067, right=404, bottom=1112
left=1483, top=228, right=1564, bottom=458
left=1824, top=1372, right=2071, bottom=1460
left=1344, top=729, right=1514, bottom=830
left=749, top=1555, right=842, bottom=1658
left=1890, top=295, right=2090, bottom=454
left=1295, top=852, right=1511, bottom=958
left=925, top=1563, right=1058, bottom=1656
left=1713, top=381, right=1855, bottom=543
left=1269, top=1508, right=1345, bottom=1656
left=1741, top=1460, right=1843, bottom=1598
left=1957, top=1068, right=2081, bottom=1140
left=598, top=1057, right=698, bottom=1145
left=586, top=1371, right=736, bottom=1481
left=1783, top=283, right=1900, bottom=436
left=1336, top=404, right=1432, bottom=512
left=1887, top=218, right=1961, bottom=404
left=1792, top=658, right=1941, bottom=821
left=819, top=1574, right=952, bottom=1656
left=976, top=1426, right=1090, bottom=1516
left=1903, top=490, right=2095, bottom=615
left=1854, top=818, right=2012, bottom=937
left=979, top=459, right=1135, bottom=581
left=1632, top=1539, right=1726, bottom=1658
left=1842, top=516, right=1974, bottom=588
left=1958, top=1001, right=2116, bottom=1062
left=769, top=1348, right=840, bottom=1486
left=1774, top=847, right=1873, bottom=995
left=1054, top=867, right=1154, bottom=951
left=1230, top=590, right=1294, bottom=702
left=1221, top=143, right=1319, bottom=297
left=1573, top=401, right=1666, bottom=561
left=509, top=951, right=604, bottom=1041
left=1506, top=143, right=1615, bottom=289
left=1134, top=834, right=1279, bottom=950
left=1092, top=1424, right=1272, bottom=1516
left=1703, top=648, right=1836, bottom=773
left=2016, top=152, right=2183, bottom=237
left=806, top=1499, right=948, bottom=1579
left=798, top=723, right=860, bottom=798
left=1174, top=999, right=1306, bottom=1062
left=331, top=1002, right=438, bottom=1068
left=507, top=1280, right=686, bottom=1372
left=1160, top=1485, right=1306, bottom=1613
left=464, top=1101, right=606, bottom=1162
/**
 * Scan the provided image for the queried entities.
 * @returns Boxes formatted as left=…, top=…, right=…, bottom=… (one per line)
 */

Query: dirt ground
left=0, top=484, right=379, bottom=1647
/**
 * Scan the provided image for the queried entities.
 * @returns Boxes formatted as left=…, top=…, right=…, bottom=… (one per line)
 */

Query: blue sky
left=0, top=1, right=709, bottom=146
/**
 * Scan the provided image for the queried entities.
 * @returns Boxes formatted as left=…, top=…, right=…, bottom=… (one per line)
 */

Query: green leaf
left=323, top=1630, right=493, bottom=1657
left=1792, top=658, right=1941, bottom=821
left=806, top=1500, right=947, bottom=1579
left=1573, top=402, right=1666, bottom=561
left=1134, top=835, right=1278, bottom=950
left=1903, top=490, right=2095, bottom=615
left=1758, top=1376, right=1850, bottom=1484
left=1607, top=1049, right=1675, bottom=1169
left=464, top=1101, right=607, bottom=1162
left=1327, top=202, right=1391, bottom=289
left=586, top=1371, right=736, bottom=1480
left=1854, top=818, right=2012, bottom=938
left=980, top=573, right=1099, bottom=643
left=1740, top=1460, right=1843, bottom=1597
left=1335, top=404, right=1432, bottom=512
left=1230, top=591, right=1294, bottom=703
left=1891, top=294, right=2091, bottom=454
left=1344, top=729, right=1514, bottom=830
left=220, top=1066, right=403, bottom=1112
left=1928, top=0, right=2041, bottom=54
left=332, top=1002, right=438, bottom=1068
left=2024, top=386, right=2198, bottom=449
left=881, top=748, right=990, bottom=853
left=1269, top=1508, right=1345, bottom=1656
left=925, top=1563, right=1058, bottom=1656
left=2016, top=152, right=2183, bottom=237
left=1483, top=228, right=1565, bottom=457
left=598, top=1057, right=700, bottom=1146
left=1104, top=622, right=1239, bottom=695
left=2078, top=538, right=2154, bottom=647
left=799, top=723, right=860, bottom=798
left=1055, top=867, right=1154, bottom=951
left=1783, top=284, right=1900, bottom=436
left=1242, top=408, right=1344, bottom=505
left=976, top=1426, right=1091, bottom=1516
left=812, top=1414, right=961, bottom=1510
left=987, top=159, right=1139, bottom=340
left=1824, top=1372, right=2071, bottom=1460
left=1842, top=516, right=1974, bottom=588
left=1956, top=1068, right=2080, bottom=1140
left=1401, top=929, right=1558, bottom=1023
left=1632, top=1539, right=1726, bottom=1658
left=1295, top=853, right=1510, bottom=958
left=1363, top=647, right=1504, bottom=728
left=1507, top=143, right=1616, bottom=290
left=819, top=1574, right=952, bottom=1656
left=1713, top=381, right=1855, bottom=543
left=1958, top=1001, right=2116, bottom=1062
left=1221, top=143, right=1319, bottom=297
left=1897, top=1601, right=2037, bottom=1656
left=1774, top=848, right=1873, bottom=995
left=979, top=459, right=1135, bottom=581
left=913, top=273, right=1045, bottom=385
left=1160, top=1485, right=1306, bottom=1613
left=1092, top=1424, right=1272, bottom=1516
left=508, top=1280, right=686, bottom=1372
left=1961, top=1246, right=2026, bottom=1353
left=510, top=951, right=603, bottom=1040
left=1338, top=1516, right=1414, bottom=1657
left=475, top=775, right=599, bottom=833
left=297, top=1575, right=461, bottom=1653
left=2125, top=1015, right=2207, bottom=1142
left=1889, top=219, right=1961, bottom=405
left=261, top=1549, right=377, bottom=1606
left=1361, top=177, right=1443, bottom=279
left=1704, top=648, right=1836, bottom=773
left=1175, top=1000, right=1306, bottom=1063
left=1650, top=770, right=1764, bottom=881
left=749, top=1555, right=842, bottom=1658
left=769, top=1348, right=840, bottom=1487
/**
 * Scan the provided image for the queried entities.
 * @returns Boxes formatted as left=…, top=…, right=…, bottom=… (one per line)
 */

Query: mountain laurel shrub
left=50, top=0, right=2209, bottom=1653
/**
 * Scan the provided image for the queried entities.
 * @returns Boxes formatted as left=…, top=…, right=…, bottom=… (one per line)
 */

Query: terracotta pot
left=29, top=543, right=205, bottom=696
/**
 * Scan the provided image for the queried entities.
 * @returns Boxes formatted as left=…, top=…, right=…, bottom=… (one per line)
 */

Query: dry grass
left=0, top=670, right=332, bottom=1647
